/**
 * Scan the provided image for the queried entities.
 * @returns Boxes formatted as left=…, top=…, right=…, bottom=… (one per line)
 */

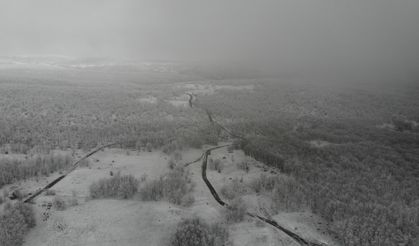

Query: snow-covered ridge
left=0, top=56, right=183, bottom=73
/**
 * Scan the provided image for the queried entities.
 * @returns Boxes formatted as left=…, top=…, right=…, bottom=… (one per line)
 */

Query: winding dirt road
left=187, top=94, right=325, bottom=246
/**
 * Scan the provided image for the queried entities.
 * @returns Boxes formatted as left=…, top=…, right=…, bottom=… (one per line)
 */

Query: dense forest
left=198, top=81, right=419, bottom=246
left=0, top=77, right=219, bottom=153
left=1, top=75, right=418, bottom=245
left=236, top=120, right=419, bottom=245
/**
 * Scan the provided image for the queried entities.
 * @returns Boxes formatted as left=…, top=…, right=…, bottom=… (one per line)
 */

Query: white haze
left=0, top=0, right=418, bottom=82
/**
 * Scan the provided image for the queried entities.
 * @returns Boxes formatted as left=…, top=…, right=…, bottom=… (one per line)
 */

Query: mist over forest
left=1, top=0, right=419, bottom=83
left=0, top=1, right=418, bottom=246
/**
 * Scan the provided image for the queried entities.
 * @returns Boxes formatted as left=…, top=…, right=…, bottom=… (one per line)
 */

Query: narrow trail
left=23, top=136, right=179, bottom=203
left=186, top=96, right=324, bottom=246
left=23, top=142, right=120, bottom=203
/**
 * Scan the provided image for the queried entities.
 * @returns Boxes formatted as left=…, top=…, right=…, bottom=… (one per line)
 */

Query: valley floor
left=13, top=147, right=339, bottom=246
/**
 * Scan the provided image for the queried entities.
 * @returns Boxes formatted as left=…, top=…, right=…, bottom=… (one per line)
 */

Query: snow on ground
left=137, top=96, right=158, bottom=104
left=230, top=221, right=298, bottom=246
left=308, top=140, right=332, bottom=148
left=274, top=212, right=339, bottom=246
left=182, top=83, right=254, bottom=95
left=166, top=83, right=254, bottom=107
left=167, top=99, right=189, bottom=108
left=14, top=147, right=339, bottom=246
left=24, top=200, right=184, bottom=246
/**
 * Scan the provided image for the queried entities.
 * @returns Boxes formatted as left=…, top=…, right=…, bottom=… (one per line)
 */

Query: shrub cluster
left=208, top=159, right=223, bottom=173
left=52, top=197, right=67, bottom=211
left=162, top=141, right=183, bottom=155
left=240, top=139, right=285, bottom=170
left=51, top=216, right=67, bottom=232
left=220, top=178, right=250, bottom=200
left=270, top=175, right=307, bottom=212
left=167, top=157, right=178, bottom=170
left=0, top=202, right=36, bottom=246
left=0, top=154, right=72, bottom=189
left=45, top=189, right=56, bottom=196
left=247, top=174, right=307, bottom=212
left=236, top=157, right=253, bottom=173
left=226, top=198, right=247, bottom=223
left=169, top=217, right=228, bottom=246
left=89, top=173, right=139, bottom=199
left=392, top=116, right=416, bottom=132
left=248, top=174, right=277, bottom=193
left=167, top=151, right=183, bottom=170
left=140, top=167, right=194, bottom=206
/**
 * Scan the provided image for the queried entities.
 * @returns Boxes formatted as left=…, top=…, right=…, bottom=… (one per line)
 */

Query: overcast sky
left=1, top=0, right=418, bottom=81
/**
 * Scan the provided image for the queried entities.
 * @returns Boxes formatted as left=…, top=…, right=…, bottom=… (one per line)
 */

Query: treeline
left=0, top=202, right=36, bottom=246
left=236, top=118, right=419, bottom=245
left=0, top=79, right=225, bottom=154
left=89, top=167, right=195, bottom=207
left=195, top=81, right=419, bottom=245
left=238, top=138, right=285, bottom=170
left=0, top=118, right=222, bottom=155
left=0, top=154, right=72, bottom=189
left=89, top=173, right=139, bottom=199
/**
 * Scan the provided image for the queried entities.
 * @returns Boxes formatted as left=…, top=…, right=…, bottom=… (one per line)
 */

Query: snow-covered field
left=6, top=147, right=340, bottom=246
